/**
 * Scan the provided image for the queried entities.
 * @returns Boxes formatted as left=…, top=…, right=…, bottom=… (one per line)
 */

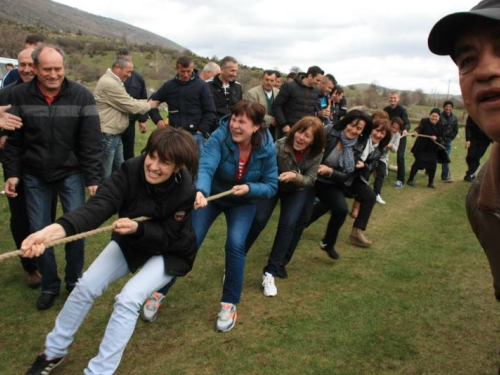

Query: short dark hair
left=306, top=66, right=324, bottom=78
left=285, top=116, right=326, bottom=158
left=220, top=56, right=238, bottom=68
left=142, top=127, right=199, bottom=180
left=334, top=85, right=344, bottom=95
left=274, top=70, right=281, bottom=78
left=5, top=63, right=14, bottom=68
left=325, top=73, right=338, bottom=87
left=390, top=116, right=404, bottom=133
left=176, top=55, right=193, bottom=68
left=334, top=109, right=372, bottom=139
left=262, top=69, right=276, bottom=78
left=231, top=100, right=267, bottom=150
left=287, top=72, right=297, bottom=80
left=32, top=45, right=65, bottom=67
left=443, top=100, right=454, bottom=108
left=25, top=34, right=44, bottom=45
left=116, top=47, right=130, bottom=57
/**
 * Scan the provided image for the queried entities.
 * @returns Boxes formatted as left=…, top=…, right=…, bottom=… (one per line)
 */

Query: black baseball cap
left=428, top=0, right=500, bottom=59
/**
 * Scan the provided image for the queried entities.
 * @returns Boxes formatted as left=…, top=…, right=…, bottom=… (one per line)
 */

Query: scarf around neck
left=339, top=131, right=358, bottom=173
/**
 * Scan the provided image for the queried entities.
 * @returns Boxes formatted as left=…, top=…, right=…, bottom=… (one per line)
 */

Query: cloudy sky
left=54, top=0, right=475, bottom=95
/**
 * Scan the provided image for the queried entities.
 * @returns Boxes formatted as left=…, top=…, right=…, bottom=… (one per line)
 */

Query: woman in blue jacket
left=143, top=100, right=278, bottom=332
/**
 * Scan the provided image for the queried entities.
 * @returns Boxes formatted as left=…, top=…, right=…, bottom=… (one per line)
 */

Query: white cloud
left=53, top=0, right=477, bottom=95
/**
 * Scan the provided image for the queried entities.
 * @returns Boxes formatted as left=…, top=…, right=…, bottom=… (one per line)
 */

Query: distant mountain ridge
left=0, top=0, right=186, bottom=52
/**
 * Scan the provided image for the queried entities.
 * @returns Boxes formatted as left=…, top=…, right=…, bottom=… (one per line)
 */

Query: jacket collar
left=27, top=76, right=70, bottom=99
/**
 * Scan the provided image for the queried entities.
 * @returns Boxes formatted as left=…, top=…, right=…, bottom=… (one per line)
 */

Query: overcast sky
left=54, top=0, right=476, bottom=96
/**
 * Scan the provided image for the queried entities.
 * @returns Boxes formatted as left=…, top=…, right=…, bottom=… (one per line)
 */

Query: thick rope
left=401, top=133, right=446, bottom=150
left=0, top=189, right=235, bottom=262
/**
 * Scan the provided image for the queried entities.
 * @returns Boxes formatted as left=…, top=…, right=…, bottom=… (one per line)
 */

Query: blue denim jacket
left=197, top=116, right=278, bottom=207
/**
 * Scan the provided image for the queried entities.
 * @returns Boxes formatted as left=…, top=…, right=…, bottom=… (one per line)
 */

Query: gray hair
left=202, top=62, right=220, bottom=73
left=32, top=45, right=65, bottom=67
left=220, top=56, right=238, bottom=68
left=112, top=56, right=132, bottom=69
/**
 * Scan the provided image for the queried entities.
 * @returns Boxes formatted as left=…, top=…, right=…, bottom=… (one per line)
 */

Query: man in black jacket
left=207, top=56, right=242, bottom=130
left=384, top=92, right=411, bottom=188
left=272, top=66, right=324, bottom=136
left=440, top=100, right=459, bottom=182
left=149, top=55, right=216, bottom=154
left=0, top=47, right=41, bottom=288
left=3, top=45, right=102, bottom=310
left=117, top=48, right=149, bottom=160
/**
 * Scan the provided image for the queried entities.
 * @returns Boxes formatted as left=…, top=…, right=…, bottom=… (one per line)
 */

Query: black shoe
left=320, top=241, right=340, bottom=260
left=276, top=265, right=288, bottom=279
left=427, top=183, right=436, bottom=189
left=26, top=353, right=64, bottom=374
left=66, top=284, right=75, bottom=293
left=36, top=293, right=57, bottom=310
left=464, top=175, right=473, bottom=182
left=406, top=180, right=415, bottom=187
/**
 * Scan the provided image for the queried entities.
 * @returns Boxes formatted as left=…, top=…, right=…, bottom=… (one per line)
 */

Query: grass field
left=0, top=125, right=498, bottom=374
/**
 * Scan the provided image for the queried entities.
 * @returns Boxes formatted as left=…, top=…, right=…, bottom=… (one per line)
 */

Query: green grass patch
left=0, top=127, right=498, bottom=374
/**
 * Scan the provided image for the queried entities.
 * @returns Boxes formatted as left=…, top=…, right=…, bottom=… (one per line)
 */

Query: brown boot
left=26, top=271, right=42, bottom=288
left=350, top=227, right=372, bottom=248
left=350, top=200, right=360, bottom=219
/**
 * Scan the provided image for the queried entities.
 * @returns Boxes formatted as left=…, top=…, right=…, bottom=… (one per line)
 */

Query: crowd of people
left=0, top=3, right=497, bottom=369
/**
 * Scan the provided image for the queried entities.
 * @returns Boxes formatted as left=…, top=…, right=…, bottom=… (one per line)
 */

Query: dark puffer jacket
left=207, top=74, right=242, bottom=130
left=56, top=156, right=198, bottom=276
left=149, top=71, right=216, bottom=135
left=272, top=75, right=319, bottom=131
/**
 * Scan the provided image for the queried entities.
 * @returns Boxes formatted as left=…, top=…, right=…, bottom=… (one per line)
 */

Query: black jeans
left=121, top=119, right=136, bottom=161
left=397, top=136, right=407, bottom=182
left=310, top=180, right=376, bottom=249
left=373, top=160, right=388, bottom=196
left=245, top=189, right=309, bottom=276
left=466, top=140, right=490, bottom=177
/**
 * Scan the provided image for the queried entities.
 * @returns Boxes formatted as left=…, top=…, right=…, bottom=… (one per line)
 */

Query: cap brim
left=428, top=9, right=500, bottom=58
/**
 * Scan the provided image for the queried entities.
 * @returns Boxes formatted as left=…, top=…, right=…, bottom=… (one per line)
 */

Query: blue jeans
left=246, top=189, right=308, bottom=275
left=158, top=202, right=256, bottom=304
left=23, top=173, right=86, bottom=294
left=193, top=133, right=205, bottom=158
left=441, top=139, right=452, bottom=179
left=44, top=241, right=173, bottom=375
left=102, top=133, right=124, bottom=179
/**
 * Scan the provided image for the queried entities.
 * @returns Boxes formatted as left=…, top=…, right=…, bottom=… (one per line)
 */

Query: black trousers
left=310, top=180, right=376, bottom=249
left=121, top=119, right=136, bottom=161
left=466, top=140, right=490, bottom=178
left=373, top=160, right=388, bottom=196
left=408, top=159, right=436, bottom=185
left=397, top=136, right=407, bottom=182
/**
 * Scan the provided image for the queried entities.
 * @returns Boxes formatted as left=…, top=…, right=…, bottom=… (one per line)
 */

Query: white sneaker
left=375, top=194, right=386, bottom=205
left=140, top=292, right=165, bottom=322
left=216, top=302, right=237, bottom=332
left=262, top=272, right=277, bottom=297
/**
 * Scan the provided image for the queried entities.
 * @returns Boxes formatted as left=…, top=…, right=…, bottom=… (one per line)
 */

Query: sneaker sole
left=263, top=289, right=277, bottom=297
left=43, top=356, right=65, bottom=374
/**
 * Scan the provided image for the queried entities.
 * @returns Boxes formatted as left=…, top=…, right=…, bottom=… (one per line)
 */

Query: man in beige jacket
left=94, top=57, right=159, bottom=177
left=245, top=70, right=279, bottom=139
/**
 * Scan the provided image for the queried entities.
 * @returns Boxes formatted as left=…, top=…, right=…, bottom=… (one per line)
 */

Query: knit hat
left=429, top=108, right=441, bottom=117
left=428, top=0, right=500, bottom=59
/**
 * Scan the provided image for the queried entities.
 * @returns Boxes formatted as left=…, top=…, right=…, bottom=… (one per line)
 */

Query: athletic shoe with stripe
left=262, top=272, right=277, bottom=297
left=26, top=353, right=64, bottom=375
left=216, top=302, right=237, bottom=332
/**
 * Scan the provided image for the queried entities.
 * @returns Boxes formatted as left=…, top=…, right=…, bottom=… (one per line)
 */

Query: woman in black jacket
left=407, top=108, right=444, bottom=188
left=307, top=110, right=373, bottom=259
left=23, top=128, right=198, bottom=375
